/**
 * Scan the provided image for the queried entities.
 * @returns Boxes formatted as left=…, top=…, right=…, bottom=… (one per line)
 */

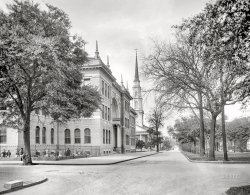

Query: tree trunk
left=56, top=121, right=59, bottom=151
left=156, top=128, right=159, bottom=152
left=234, top=140, right=236, bottom=152
left=198, top=90, right=205, bottom=156
left=221, top=103, right=228, bottom=161
left=209, top=114, right=216, bottom=161
left=220, top=69, right=228, bottom=161
left=23, top=114, right=32, bottom=165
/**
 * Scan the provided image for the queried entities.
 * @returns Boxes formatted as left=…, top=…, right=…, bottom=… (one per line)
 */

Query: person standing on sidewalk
left=20, top=148, right=24, bottom=161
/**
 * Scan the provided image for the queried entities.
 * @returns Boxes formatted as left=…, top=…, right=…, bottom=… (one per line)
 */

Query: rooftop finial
left=121, top=74, right=123, bottom=85
left=95, top=40, right=99, bottom=59
left=107, top=55, right=110, bottom=68
left=96, top=40, right=98, bottom=52
left=134, top=49, right=140, bottom=82
left=126, top=81, right=129, bottom=90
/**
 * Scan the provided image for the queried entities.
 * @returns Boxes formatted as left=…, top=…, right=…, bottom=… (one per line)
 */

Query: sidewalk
left=0, top=151, right=158, bottom=166
left=0, top=175, right=47, bottom=194
left=181, top=151, right=250, bottom=164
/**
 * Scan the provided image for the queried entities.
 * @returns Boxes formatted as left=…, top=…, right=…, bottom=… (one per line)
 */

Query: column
left=117, top=126, right=121, bottom=148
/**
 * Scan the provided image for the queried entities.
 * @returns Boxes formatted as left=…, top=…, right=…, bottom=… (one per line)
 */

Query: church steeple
left=132, top=50, right=144, bottom=126
left=134, top=50, right=140, bottom=82
left=95, top=40, right=99, bottom=59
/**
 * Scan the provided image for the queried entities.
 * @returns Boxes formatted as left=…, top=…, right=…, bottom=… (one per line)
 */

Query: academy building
left=0, top=42, right=137, bottom=157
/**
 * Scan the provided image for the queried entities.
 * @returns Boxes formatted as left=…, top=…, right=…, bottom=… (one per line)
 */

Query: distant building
left=0, top=42, right=136, bottom=156
left=131, top=52, right=150, bottom=143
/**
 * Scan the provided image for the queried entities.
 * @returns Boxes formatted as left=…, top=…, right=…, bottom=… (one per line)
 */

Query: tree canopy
left=0, top=0, right=101, bottom=164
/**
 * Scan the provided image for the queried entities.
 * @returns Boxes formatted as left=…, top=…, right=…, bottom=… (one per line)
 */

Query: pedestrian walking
left=1, top=149, right=6, bottom=158
left=7, top=150, right=11, bottom=158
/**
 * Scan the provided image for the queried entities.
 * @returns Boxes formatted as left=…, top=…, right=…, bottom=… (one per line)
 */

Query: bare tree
left=147, top=103, right=166, bottom=152
left=143, top=34, right=207, bottom=156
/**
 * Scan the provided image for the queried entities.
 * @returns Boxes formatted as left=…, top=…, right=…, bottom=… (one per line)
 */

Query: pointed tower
left=107, top=55, right=110, bottom=68
left=121, top=74, right=123, bottom=85
left=120, top=74, right=126, bottom=91
left=95, top=40, right=99, bottom=59
left=132, top=50, right=144, bottom=127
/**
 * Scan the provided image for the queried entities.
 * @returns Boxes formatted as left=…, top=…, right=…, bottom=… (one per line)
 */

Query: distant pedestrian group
left=1, top=149, right=11, bottom=158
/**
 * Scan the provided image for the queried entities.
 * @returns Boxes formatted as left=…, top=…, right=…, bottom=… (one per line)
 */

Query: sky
left=1, top=0, right=249, bottom=134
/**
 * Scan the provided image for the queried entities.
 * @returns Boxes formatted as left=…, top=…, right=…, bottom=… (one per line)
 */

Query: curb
left=0, top=162, right=23, bottom=166
left=35, top=152, right=159, bottom=166
left=0, top=177, right=48, bottom=194
left=181, top=151, right=250, bottom=164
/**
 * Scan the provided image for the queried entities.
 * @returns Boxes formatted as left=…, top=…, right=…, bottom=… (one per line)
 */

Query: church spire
left=134, top=50, right=140, bottom=82
left=95, top=40, right=99, bottom=59
left=132, top=49, right=144, bottom=126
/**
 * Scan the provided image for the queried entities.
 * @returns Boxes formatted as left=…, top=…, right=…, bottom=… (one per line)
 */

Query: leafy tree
left=171, top=117, right=200, bottom=146
left=195, top=0, right=250, bottom=160
left=0, top=1, right=101, bottom=164
left=162, top=137, right=173, bottom=150
left=136, top=140, right=145, bottom=151
left=226, top=117, right=250, bottom=152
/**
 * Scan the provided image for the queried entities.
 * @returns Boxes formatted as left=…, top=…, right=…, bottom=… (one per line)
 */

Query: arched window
left=74, top=128, right=81, bottom=144
left=65, top=129, right=71, bottom=144
left=51, top=128, right=54, bottom=144
left=106, top=130, right=108, bottom=144
left=109, top=130, right=111, bottom=144
left=126, top=135, right=130, bottom=145
left=42, top=127, right=46, bottom=144
left=35, top=126, right=40, bottom=144
left=103, top=129, right=105, bottom=144
left=84, top=128, right=91, bottom=144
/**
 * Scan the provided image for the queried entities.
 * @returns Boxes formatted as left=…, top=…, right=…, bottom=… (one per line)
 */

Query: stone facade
left=0, top=42, right=136, bottom=156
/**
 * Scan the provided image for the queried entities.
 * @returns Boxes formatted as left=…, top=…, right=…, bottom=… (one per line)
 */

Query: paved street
left=1, top=150, right=250, bottom=195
